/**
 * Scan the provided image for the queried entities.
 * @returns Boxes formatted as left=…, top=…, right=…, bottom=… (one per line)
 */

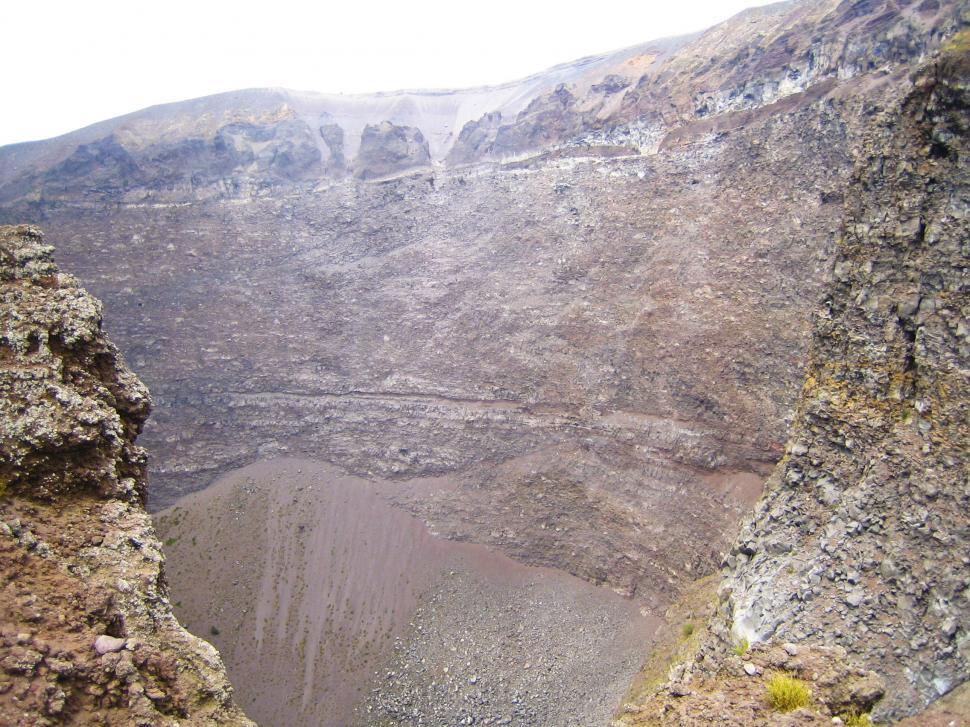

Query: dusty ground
left=156, top=458, right=659, bottom=727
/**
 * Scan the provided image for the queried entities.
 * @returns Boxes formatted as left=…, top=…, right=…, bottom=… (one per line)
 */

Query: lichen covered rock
left=354, top=120, right=431, bottom=179
left=716, top=38, right=970, bottom=720
left=0, top=225, right=253, bottom=725
left=0, top=225, right=150, bottom=500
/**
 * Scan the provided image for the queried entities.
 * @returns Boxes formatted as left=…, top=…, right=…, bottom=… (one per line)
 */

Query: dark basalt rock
left=319, top=121, right=346, bottom=170
left=592, top=74, right=630, bottom=94
left=447, top=111, right=503, bottom=165
left=354, top=120, right=431, bottom=179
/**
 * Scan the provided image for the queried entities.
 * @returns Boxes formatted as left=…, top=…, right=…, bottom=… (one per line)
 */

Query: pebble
left=845, top=590, right=865, bottom=607
left=94, top=635, right=127, bottom=655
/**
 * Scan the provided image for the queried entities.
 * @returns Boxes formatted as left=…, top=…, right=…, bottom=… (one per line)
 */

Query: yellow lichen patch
left=799, top=355, right=916, bottom=427
left=840, top=709, right=873, bottom=726
left=940, top=28, right=970, bottom=56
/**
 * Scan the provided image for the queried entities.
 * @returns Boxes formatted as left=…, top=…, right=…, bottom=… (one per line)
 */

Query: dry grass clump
left=840, top=710, right=872, bottom=726
left=765, top=672, right=811, bottom=712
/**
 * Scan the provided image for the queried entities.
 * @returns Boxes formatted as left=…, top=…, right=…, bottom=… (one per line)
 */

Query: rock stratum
left=620, top=30, right=970, bottom=726
left=0, top=225, right=252, bottom=726
left=0, top=0, right=968, bottom=725
left=1, top=0, right=964, bottom=614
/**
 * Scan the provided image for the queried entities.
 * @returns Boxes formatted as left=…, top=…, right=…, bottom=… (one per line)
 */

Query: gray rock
left=93, top=635, right=127, bottom=655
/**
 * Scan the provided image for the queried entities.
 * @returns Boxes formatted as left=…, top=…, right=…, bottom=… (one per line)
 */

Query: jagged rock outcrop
left=720, top=35, right=970, bottom=720
left=354, top=121, right=431, bottom=179
left=618, top=33, right=969, bottom=726
left=0, top=225, right=253, bottom=726
left=445, top=110, right=503, bottom=165
left=318, top=119, right=346, bottom=172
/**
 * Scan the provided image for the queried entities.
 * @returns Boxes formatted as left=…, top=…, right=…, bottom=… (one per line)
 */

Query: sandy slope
left=156, top=458, right=658, bottom=726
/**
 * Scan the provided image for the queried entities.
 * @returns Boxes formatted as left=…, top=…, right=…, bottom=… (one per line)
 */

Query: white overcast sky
left=0, top=0, right=778, bottom=147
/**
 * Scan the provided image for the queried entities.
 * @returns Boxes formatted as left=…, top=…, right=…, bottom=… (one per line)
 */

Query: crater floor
left=156, top=458, right=658, bottom=726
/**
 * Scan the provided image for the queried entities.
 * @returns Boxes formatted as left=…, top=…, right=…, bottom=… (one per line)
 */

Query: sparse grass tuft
left=733, top=637, right=750, bottom=656
left=840, top=710, right=872, bottom=726
left=765, top=673, right=811, bottom=712
left=681, top=622, right=695, bottom=639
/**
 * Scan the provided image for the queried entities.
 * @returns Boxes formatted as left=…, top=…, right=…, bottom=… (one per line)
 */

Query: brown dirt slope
left=156, top=457, right=658, bottom=727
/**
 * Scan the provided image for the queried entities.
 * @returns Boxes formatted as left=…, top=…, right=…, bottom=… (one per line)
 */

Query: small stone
left=47, top=657, right=74, bottom=676
left=93, top=635, right=127, bottom=655
left=896, top=293, right=921, bottom=318
left=743, top=662, right=760, bottom=676
left=45, top=688, right=67, bottom=715
left=669, top=682, right=691, bottom=697
left=783, top=643, right=799, bottom=656
left=846, top=590, right=865, bottom=608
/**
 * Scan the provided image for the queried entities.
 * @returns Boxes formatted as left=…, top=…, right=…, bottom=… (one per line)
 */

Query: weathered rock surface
left=617, top=32, right=970, bottom=725
left=355, top=121, right=431, bottom=179
left=0, top=225, right=252, bottom=726
left=0, top=1, right=964, bottom=617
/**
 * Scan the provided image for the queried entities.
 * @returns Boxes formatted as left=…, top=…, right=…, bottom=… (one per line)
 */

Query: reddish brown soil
left=156, top=458, right=659, bottom=726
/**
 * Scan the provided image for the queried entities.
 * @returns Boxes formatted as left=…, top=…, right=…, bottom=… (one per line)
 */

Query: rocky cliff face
left=354, top=121, right=431, bottom=179
left=0, top=225, right=252, bottom=726
left=720, top=37, right=970, bottom=719
left=0, top=0, right=964, bottom=616
left=619, top=33, right=969, bottom=725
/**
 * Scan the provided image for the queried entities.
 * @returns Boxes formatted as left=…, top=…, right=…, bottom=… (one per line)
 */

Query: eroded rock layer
left=0, top=0, right=964, bottom=619
left=619, top=34, right=970, bottom=726
left=0, top=225, right=252, bottom=726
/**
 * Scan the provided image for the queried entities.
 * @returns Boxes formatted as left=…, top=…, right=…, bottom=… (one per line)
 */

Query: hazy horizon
left=1, top=0, right=778, bottom=147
